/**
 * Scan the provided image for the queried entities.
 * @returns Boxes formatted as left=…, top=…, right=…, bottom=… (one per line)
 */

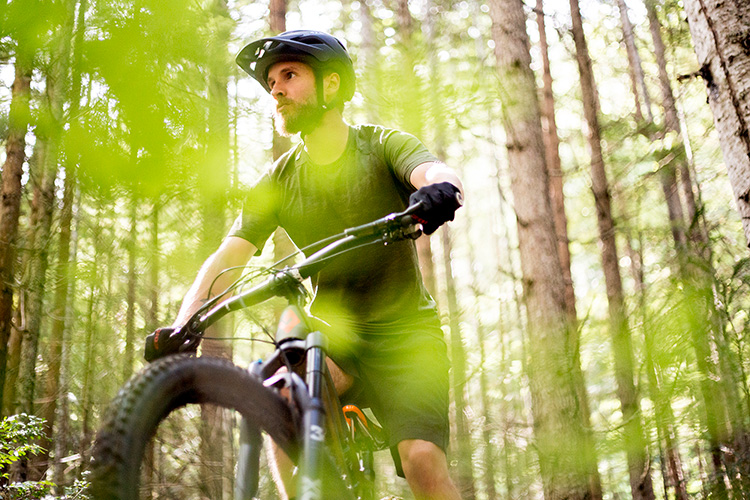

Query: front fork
left=298, top=330, right=329, bottom=500
left=235, top=330, right=340, bottom=500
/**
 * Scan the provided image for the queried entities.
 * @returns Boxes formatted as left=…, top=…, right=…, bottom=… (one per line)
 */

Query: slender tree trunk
left=568, top=1, right=655, bottom=497
left=359, top=0, right=380, bottom=123
left=616, top=0, right=653, bottom=122
left=19, top=131, right=58, bottom=481
left=79, top=207, right=103, bottom=469
left=269, top=0, right=296, bottom=295
left=535, top=0, right=576, bottom=324
left=399, top=0, right=437, bottom=300
left=41, top=0, right=84, bottom=487
left=489, top=1, right=594, bottom=498
left=42, top=167, right=76, bottom=489
left=440, top=226, right=476, bottom=500
left=199, top=2, right=233, bottom=497
left=476, top=320, right=498, bottom=500
left=124, top=197, right=137, bottom=380
left=465, top=212, right=498, bottom=500
left=0, top=58, right=32, bottom=417
left=18, top=137, right=56, bottom=423
left=646, top=0, right=708, bottom=249
left=682, top=0, right=750, bottom=247
left=536, top=4, right=603, bottom=497
left=148, top=203, right=159, bottom=331
left=50, top=183, right=79, bottom=493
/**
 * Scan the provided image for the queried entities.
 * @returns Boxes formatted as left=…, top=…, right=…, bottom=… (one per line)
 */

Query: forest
left=1, top=0, right=750, bottom=498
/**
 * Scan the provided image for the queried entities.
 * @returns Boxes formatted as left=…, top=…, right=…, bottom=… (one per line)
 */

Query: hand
left=144, top=327, right=197, bottom=362
left=408, top=182, right=463, bottom=235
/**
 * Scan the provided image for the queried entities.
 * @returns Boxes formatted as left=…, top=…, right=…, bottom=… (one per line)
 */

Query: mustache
left=276, top=97, right=294, bottom=108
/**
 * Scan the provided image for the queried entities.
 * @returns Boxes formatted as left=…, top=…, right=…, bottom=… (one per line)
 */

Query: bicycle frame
left=185, top=206, right=422, bottom=500
left=233, top=305, right=372, bottom=500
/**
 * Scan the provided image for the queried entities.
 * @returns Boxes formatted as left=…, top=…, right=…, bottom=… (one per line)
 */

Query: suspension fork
left=298, top=330, right=329, bottom=500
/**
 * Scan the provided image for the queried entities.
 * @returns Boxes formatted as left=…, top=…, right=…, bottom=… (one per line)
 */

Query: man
left=172, top=30, right=463, bottom=500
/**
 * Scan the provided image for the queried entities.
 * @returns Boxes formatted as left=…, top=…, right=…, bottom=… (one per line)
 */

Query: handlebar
left=178, top=203, right=425, bottom=343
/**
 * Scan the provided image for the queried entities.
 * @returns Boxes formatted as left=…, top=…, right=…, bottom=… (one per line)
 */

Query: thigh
left=358, top=323, right=451, bottom=451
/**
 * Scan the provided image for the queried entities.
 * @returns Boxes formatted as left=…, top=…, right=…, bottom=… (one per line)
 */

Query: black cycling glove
left=144, top=327, right=197, bottom=362
left=408, top=182, right=463, bottom=235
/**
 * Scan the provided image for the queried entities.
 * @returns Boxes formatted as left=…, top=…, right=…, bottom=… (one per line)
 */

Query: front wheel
left=90, top=354, right=299, bottom=500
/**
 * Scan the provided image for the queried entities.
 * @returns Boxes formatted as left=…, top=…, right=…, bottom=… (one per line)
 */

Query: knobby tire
left=89, top=354, right=298, bottom=500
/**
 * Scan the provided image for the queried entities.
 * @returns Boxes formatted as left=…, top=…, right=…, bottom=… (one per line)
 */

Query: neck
left=302, top=110, right=349, bottom=165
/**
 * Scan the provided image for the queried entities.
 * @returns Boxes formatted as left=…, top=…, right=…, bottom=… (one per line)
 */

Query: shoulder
left=352, top=123, right=404, bottom=144
left=352, top=124, right=422, bottom=158
left=267, top=142, right=304, bottom=180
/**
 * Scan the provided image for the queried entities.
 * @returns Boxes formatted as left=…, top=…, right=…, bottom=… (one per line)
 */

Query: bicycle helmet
left=236, top=30, right=356, bottom=108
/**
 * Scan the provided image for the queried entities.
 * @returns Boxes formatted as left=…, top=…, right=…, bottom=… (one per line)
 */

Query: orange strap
left=342, top=404, right=369, bottom=429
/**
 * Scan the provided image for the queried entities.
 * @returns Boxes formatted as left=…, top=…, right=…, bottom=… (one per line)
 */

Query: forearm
left=410, top=162, right=464, bottom=195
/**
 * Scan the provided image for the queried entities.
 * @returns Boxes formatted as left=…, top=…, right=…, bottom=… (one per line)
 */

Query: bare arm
left=173, top=236, right=257, bottom=327
left=409, top=161, right=464, bottom=195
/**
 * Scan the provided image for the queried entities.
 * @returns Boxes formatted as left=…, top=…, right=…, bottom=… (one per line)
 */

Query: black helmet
left=236, top=30, right=356, bottom=105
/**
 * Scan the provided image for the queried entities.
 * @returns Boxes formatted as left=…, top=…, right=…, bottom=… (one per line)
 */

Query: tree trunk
left=41, top=0, right=84, bottom=487
left=199, top=1, right=233, bottom=496
left=124, top=197, right=137, bottom=380
left=0, top=58, right=32, bottom=417
left=359, top=0, right=380, bottom=123
left=18, top=119, right=59, bottom=481
left=440, top=226, right=476, bottom=500
left=488, top=1, right=593, bottom=498
left=147, top=202, right=159, bottom=331
left=50, top=182, right=80, bottom=494
left=399, top=0, right=437, bottom=300
left=682, top=0, right=750, bottom=248
left=42, top=167, right=76, bottom=489
left=464, top=209, right=498, bottom=500
left=568, top=1, right=655, bottom=497
left=269, top=0, right=296, bottom=298
left=535, top=0, right=576, bottom=324
left=536, top=4, right=604, bottom=497
left=616, top=0, right=653, bottom=123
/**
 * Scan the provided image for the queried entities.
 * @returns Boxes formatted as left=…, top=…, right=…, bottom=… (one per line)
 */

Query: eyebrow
left=267, top=65, right=297, bottom=87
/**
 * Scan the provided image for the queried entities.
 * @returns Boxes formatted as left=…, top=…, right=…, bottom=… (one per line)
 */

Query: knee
left=399, top=440, right=451, bottom=491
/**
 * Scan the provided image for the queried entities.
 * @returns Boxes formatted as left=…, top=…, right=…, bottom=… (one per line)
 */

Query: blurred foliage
left=0, top=414, right=45, bottom=477
left=0, top=0, right=748, bottom=497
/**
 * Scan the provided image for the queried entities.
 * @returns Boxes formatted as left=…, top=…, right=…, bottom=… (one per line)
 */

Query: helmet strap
left=315, top=71, right=330, bottom=111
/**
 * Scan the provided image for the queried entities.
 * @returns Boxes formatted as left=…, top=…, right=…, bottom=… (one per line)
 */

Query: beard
left=273, top=94, right=325, bottom=137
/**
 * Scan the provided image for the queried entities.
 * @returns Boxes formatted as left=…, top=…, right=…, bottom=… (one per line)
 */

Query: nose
left=271, top=82, right=284, bottom=99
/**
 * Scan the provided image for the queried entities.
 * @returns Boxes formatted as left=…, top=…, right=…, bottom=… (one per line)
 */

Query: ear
left=323, top=72, right=341, bottom=102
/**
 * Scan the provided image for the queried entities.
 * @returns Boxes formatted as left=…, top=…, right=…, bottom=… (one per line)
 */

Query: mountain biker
left=171, top=30, right=463, bottom=500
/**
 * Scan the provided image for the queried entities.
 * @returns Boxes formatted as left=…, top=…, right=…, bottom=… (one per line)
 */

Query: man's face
left=267, top=61, right=324, bottom=137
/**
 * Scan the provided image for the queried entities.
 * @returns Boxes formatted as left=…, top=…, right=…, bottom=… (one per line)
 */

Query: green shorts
left=322, top=313, right=451, bottom=470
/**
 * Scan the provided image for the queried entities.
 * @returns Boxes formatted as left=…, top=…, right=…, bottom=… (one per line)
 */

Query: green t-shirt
left=229, top=124, right=439, bottom=334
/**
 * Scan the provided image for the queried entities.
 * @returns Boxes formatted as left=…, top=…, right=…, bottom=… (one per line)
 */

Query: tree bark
left=535, top=4, right=604, bottom=497
left=359, top=0, right=380, bottom=123
left=199, top=1, right=233, bottom=496
left=123, top=196, right=137, bottom=380
left=535, top=0, right=576, bottom=324
left=616, top=0, right=653, bottom=122
left=41, top=0, right=85, bottom=487
left=489, top=1, right=594, bottom=497
left=682, top=0, right=750, bottom=248
left=568, top=1, right=655, bottom=497
left=646, top=0, right=710, bottom=251
left=0, top=58, right=32, bottom=417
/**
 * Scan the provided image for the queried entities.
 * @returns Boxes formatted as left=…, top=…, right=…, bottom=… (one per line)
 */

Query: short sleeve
left=382, top=129, right=440, bottom=190
left=227, top=172, right=282, bottom=255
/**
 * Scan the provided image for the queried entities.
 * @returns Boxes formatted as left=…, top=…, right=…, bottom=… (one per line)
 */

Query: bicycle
left=89, top=204, right=425, bottom=500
